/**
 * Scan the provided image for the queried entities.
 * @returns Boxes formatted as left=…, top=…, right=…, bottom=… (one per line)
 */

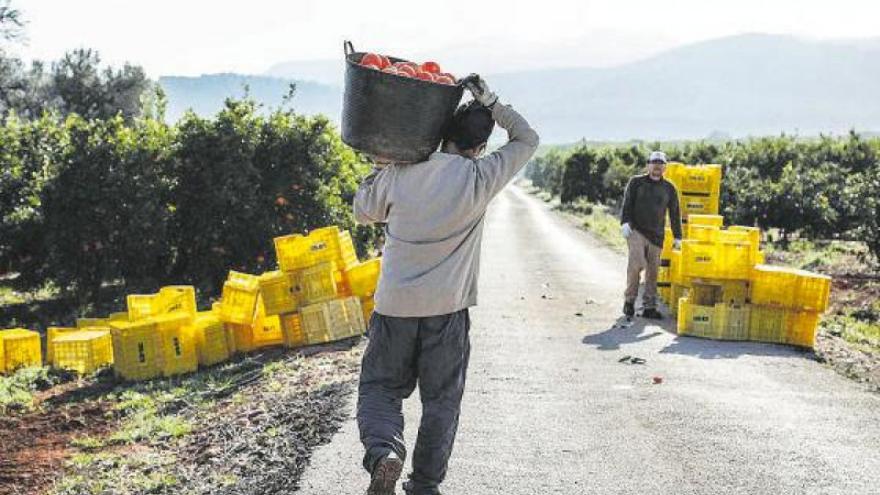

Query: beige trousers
left=625, top=229, right=662, bottom=309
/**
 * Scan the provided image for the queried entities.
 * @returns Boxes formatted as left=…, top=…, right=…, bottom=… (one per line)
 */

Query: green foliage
left=1, top=97, right=377, bottom=305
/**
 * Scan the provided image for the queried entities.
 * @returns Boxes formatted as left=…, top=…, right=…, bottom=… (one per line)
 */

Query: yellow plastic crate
left=110, top=319, right=163, bottom=381
left=47, top=326, right=78, bottom=363
left=300, top=297, right=364, bottom=344
left=689, top=279, right=750, bottom=306
left=219, top=271, right=260, bottom=325
left=76, top=318, right=109, bottom=329
left=226, top=323, right=257, bottom=353
left=274, top=226, right=358, bottom=273
left=280, top=313, right=306, bottom=348
left=0, top=329, right=42, bottom=373
left=787, top=311, right=820, bottom=348
left=109, top=312, right=130, bottom=323
left=295, top=261, right=344, bottom=305
left=680, top=193, right=720, bottom=217
left=253, top=300, right=284, bottom=347
left=658, top=266, right=671, bottom=284
left=670, top=250, right=684, bottom=286
left=686, top=224, right=720, bottom=243
left=677, top=299, right=750, bottom=341
left=751, top=265, right=831, bottom=312
left=689, top=214, right=724, bottom=228
left=345, top=258, right=382, bottom=298
left=361, top=297, right=375, bottom=325
left=668, top=284, right=690, bottom=317
left=126, top=286, right=196, bottom=321
left=126, top=293, right=160, bottom=321
left=658, top=285, right=671, bottom=305
left=342, top=296, right=367, bottom=338
left=159, top=286, right=197, bottom=316
left=258, top=271, right=299, bottom=316
left=681, top=240, right=756, bottom=280
left=151, top=313, right=198, bottom=377
left=51, top=330, right=113, bottom=375
left=188, top=312, right=231, bottom=366
left=661, top=227, right=675, bottom=259
left=224, top=306, right=282, bottom=353
left=675, top=164, right=722, bottom=196
left=748, top=305, right=819, bottom=348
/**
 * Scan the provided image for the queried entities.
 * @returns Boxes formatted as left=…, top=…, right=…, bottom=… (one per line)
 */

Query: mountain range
left=159, top=34, right=880, bottom=143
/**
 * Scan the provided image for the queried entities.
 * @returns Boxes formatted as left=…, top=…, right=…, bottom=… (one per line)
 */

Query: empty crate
left=295, top=261, right=344, bottom=305
left=345, top=258, right=382, bottom=298
left=750, top=265, right=831, bottom=312
left=0, top=329, right=42, bottom=373
left=188, top=312, right=231, bottom=366
left=259, top=270, right=299, bottom=316
left=51, top=330, right=113, bottom=375
left=274, top=226, right=359, bottom=272
left=280, top=313, right=306, bottom=348
left=220, top=271, right=261, bottom=325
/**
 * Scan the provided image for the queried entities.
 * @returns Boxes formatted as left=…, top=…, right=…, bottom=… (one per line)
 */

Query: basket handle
left=344, top=41, right=355, bottom=56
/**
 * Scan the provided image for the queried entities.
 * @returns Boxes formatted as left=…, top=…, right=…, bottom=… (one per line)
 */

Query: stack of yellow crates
left=108, top=285, right=198, bottom=380
left=665, top=163, right=722, bottom=219
left=3, top=225, right=381, bottom=380
left=0, top=328, right=42, bottom=373
left=657, top=163, right=831, bottom=348
left=270, top=226, right=379, bottom=347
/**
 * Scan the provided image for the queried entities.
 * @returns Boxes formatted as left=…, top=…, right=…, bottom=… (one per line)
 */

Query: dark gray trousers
left=357, top=309, right=471, bottom=494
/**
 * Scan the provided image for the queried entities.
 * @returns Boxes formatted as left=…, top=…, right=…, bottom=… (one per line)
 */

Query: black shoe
left=402, top=480, right=441, bottom=495
left=623, top=301, right=635, bottom=318
left=367, top=454, right=403, bottom=495
left=641, top=308, right=663, bottom=320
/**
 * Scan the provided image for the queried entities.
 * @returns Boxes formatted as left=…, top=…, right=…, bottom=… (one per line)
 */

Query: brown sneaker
left=367, top=453, right=403, bottom=495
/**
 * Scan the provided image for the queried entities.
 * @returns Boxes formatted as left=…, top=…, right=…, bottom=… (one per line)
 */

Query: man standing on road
left=353, top=75, right=539, bottom=495
left=620, top=151, right=682, bottom=320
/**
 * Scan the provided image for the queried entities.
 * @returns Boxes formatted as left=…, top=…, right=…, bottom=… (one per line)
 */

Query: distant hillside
left=160, top=34, right=880, bottom=142
left=158, top=74, right=341, bottom=122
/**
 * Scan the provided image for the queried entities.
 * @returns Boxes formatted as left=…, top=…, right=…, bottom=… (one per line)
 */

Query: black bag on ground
left=341, top=41, right=465, bottom=164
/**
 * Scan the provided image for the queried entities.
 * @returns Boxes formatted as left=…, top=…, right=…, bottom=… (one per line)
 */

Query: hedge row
left=0, top=99, right=379, bottom=304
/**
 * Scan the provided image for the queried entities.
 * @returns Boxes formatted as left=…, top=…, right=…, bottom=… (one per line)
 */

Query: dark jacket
left=620, top=174, right=682, bottom=248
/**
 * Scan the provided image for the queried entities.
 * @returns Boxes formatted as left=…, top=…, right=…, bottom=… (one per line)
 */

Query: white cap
left=648, top=151, right=667, bottom=164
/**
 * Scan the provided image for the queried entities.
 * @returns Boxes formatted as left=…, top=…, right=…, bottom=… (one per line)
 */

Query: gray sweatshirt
left=353, top=102, right=539, bottom=317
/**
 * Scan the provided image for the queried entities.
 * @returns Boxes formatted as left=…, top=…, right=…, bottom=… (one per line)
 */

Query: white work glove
left=673, top=239, right=682, bottom=250
left=621, top=223, right=632, bottom=239
left=463, top=74, right=498, bottom=107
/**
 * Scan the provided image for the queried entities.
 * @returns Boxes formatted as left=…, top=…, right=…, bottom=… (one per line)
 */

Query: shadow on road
left=581, top=317, right=667, bottom=351
left=659, top=336, right=817, bottom=360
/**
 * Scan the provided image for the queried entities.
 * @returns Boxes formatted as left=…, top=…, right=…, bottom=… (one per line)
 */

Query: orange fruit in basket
left=434, top=74, right=456, bottom=85
left=360, top=53, right=386, bottom=68
left=362, top=63, right=381, bottom=71
left=420, top=61, right=442, bottom=74
left=383, top=66, right=400, bottom=75
left=377, top=54, right=391, bottom=69
left=415, top=71, right=436, bottom=82
left=396, top=64, right=418, bottom=77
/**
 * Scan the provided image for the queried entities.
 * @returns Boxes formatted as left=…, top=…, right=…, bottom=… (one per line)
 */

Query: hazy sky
left=13, top=0, right=880, bottom=77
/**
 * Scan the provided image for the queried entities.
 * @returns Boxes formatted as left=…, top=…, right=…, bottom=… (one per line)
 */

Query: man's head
left=646, top=150, right=667, bottom=181
left=442, top=100, right=495, bottom=159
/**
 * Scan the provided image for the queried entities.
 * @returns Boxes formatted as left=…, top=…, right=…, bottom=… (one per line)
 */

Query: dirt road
left=298, top=185, right=880, bottom=494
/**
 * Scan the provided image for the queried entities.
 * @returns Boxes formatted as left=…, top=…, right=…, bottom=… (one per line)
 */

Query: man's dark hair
left=442, top=100, right=494, bottom=151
